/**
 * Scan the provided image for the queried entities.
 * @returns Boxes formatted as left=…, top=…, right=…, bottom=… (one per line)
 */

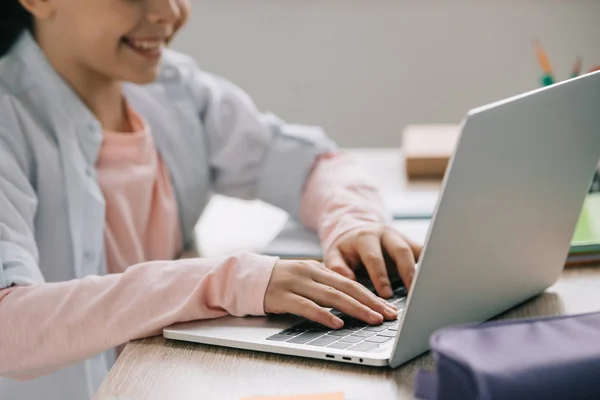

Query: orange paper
left=241, top=393, right=344, bottom=400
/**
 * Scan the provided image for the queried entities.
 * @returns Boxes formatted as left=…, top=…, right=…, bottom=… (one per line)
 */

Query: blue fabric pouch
left=414, top=311, right=600, bottom=400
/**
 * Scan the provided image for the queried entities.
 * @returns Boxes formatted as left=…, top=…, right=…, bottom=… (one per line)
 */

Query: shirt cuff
left=234, top=253, right=279, bottom=316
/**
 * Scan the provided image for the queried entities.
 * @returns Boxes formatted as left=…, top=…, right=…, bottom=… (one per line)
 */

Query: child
left=0, top=1, right=421, bottom=399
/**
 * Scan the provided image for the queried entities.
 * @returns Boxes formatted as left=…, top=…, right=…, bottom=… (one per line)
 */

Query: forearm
left=300, top=152, right=391, bottom=250
left=0, top=253, right=276, bottom=380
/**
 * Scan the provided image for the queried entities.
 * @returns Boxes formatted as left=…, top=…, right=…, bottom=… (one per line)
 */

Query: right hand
left=264, top=260, right=398, bottom=329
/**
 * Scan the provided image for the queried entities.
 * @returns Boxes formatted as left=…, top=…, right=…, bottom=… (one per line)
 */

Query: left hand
left=323, top=224, right=422, bottom=298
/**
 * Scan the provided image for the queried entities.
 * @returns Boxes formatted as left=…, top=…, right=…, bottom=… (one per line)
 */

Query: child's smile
left=122, top=35, right=169, bottom=61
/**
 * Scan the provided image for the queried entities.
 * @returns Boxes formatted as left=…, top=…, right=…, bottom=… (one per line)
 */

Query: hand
left=264, top=260, right=398, bottom=329
left=324, top=224, right=422, bottom=298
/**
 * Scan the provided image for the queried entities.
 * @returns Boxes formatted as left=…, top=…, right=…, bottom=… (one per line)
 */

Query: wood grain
left=95, top=267, right=600, bottom=400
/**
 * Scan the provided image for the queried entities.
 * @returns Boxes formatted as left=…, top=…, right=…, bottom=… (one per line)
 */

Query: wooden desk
left=94, top=148, right=600, bottom=399
left=95, top=267, right=600, bottom=400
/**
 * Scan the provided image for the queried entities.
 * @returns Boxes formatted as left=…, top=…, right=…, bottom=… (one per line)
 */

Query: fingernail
left=332, top=316, right=344, bottom=329
left=381, top=284, right=393, bottom=298
left=386, top=307, right=398, bottom=317
left=370, top=311, right=384, bottom=323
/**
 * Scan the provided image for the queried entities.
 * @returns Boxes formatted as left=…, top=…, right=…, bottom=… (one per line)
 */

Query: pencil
left=533, top=39, right=554, bottom=86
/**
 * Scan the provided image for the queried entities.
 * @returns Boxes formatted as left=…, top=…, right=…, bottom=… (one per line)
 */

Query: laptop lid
left=391, top=71, right=600, bottom=366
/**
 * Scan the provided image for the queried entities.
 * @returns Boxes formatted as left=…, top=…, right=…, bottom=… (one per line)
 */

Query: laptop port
left=342, top=357, right=351, bottom=361
left=326, top=354, right=335, bottom=359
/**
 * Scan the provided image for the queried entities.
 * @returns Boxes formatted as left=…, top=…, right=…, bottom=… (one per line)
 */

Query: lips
left=122, top=37, right=167, bottom=59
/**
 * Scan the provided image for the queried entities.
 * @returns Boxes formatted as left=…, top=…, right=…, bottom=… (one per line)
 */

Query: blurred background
left=172, top=0, right=600, bottom=147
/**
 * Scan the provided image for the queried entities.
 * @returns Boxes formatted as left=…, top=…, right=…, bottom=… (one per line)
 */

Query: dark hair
left=0, top=1, right=32, bottom=57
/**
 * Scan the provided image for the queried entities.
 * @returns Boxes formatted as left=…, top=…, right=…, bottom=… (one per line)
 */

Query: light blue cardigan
left=0, top=32, right=335, bottom=399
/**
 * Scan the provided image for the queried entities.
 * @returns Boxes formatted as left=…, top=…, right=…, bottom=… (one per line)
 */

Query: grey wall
left=172, top=1, right=600, bottom=147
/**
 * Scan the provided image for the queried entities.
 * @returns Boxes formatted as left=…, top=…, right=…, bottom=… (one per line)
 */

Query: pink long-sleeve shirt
left=0, top=110, right=388, bottom=380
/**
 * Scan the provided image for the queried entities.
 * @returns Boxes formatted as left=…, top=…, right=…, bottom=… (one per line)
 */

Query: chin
left=126, top=71, right=160, bottom=85
left=118, top=64, right=161, bottom=85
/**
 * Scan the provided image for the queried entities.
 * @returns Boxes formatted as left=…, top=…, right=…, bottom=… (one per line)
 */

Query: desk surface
left=95, top=267, right=600, bottom=400
left=94, top=148, right=599, bottom=399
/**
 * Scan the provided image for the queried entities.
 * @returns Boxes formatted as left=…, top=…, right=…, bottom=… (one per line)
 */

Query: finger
left=356, top=233, right=393, bottom=298
left=402, top=234, right=423, bottom=261
left=303, top=281, right=386, bottom=325
left=382, top=230, right=416, bottom=291
left=324, top=248, right=356, bottom=280
left=285, top=293, right=344, bottom=329
left=311, top=268, right=398, bottom=320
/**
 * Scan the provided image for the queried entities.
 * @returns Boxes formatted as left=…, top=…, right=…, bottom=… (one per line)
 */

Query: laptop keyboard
left=266, top=286, right=407, bottom=353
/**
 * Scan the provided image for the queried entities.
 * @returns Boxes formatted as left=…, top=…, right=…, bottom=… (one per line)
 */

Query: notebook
left=568, top=193, right=600, bottom=264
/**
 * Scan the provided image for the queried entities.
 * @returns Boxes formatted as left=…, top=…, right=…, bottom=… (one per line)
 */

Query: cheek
left=74, top=30, right=125, bottom=74
left=173, top=0, right=192, bottom=38
left=73, top=13, right=138, bottom=66
left=73, top=17, right=131, bottom=55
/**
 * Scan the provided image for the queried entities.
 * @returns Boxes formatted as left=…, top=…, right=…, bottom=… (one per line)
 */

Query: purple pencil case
left=414, top=311, right=600, bottom=400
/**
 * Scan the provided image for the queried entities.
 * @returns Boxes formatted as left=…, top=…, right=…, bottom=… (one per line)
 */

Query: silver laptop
left=164, top=71, right=600, bottom=368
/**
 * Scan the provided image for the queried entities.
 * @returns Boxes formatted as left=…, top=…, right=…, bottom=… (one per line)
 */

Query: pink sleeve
left=300, top=152, right=392, bottom=252
left=0, top=253, right=276, bottom=380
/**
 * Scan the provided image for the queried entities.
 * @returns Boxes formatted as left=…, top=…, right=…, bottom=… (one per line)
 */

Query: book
left=567, top=193, right=600, bottom=265
left=402, top=124, right=460, bottom=179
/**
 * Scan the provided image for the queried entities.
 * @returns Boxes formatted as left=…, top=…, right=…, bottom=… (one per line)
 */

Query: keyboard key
left=327, top=341, right=353, bottom=349
left=327, top=330, right=354, bottom=337
left=267, top=334, right=292, bottom=342
left=382, top=320, right=399, bottom=327
left=309, top=324, right=331, bottom=332
left=364, top=325, right=387, bottom=332
left=348, top=342, right=379, bottom=352
left=388, top=326, right=399, bottom=331
left=280, top=329, right=303, bottom=336
left=293, top=322, right=314, bottom=331
left=339, top=335, right=364, bottom=344
left=288, top=332, right=326, bottom=344
left=342, top=324, right=364, bottom=331
left=330, top=309, right=344, bottom=317
left=307, top=335, right=339, bottom=347
left=378, top=330, right=397, bottom=338
left=299, top=321, right=330, bottom=332
left=351, top=330, right=375, bottom=338
left=340, top=321, right=365, bottom=330
left=389, top=294, right=406, bottom=302
left=343, top=319, right=368, bottom=329
left=396, top=297, right=407, bottom=305
left=366, top=335, right=392, bottom=344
